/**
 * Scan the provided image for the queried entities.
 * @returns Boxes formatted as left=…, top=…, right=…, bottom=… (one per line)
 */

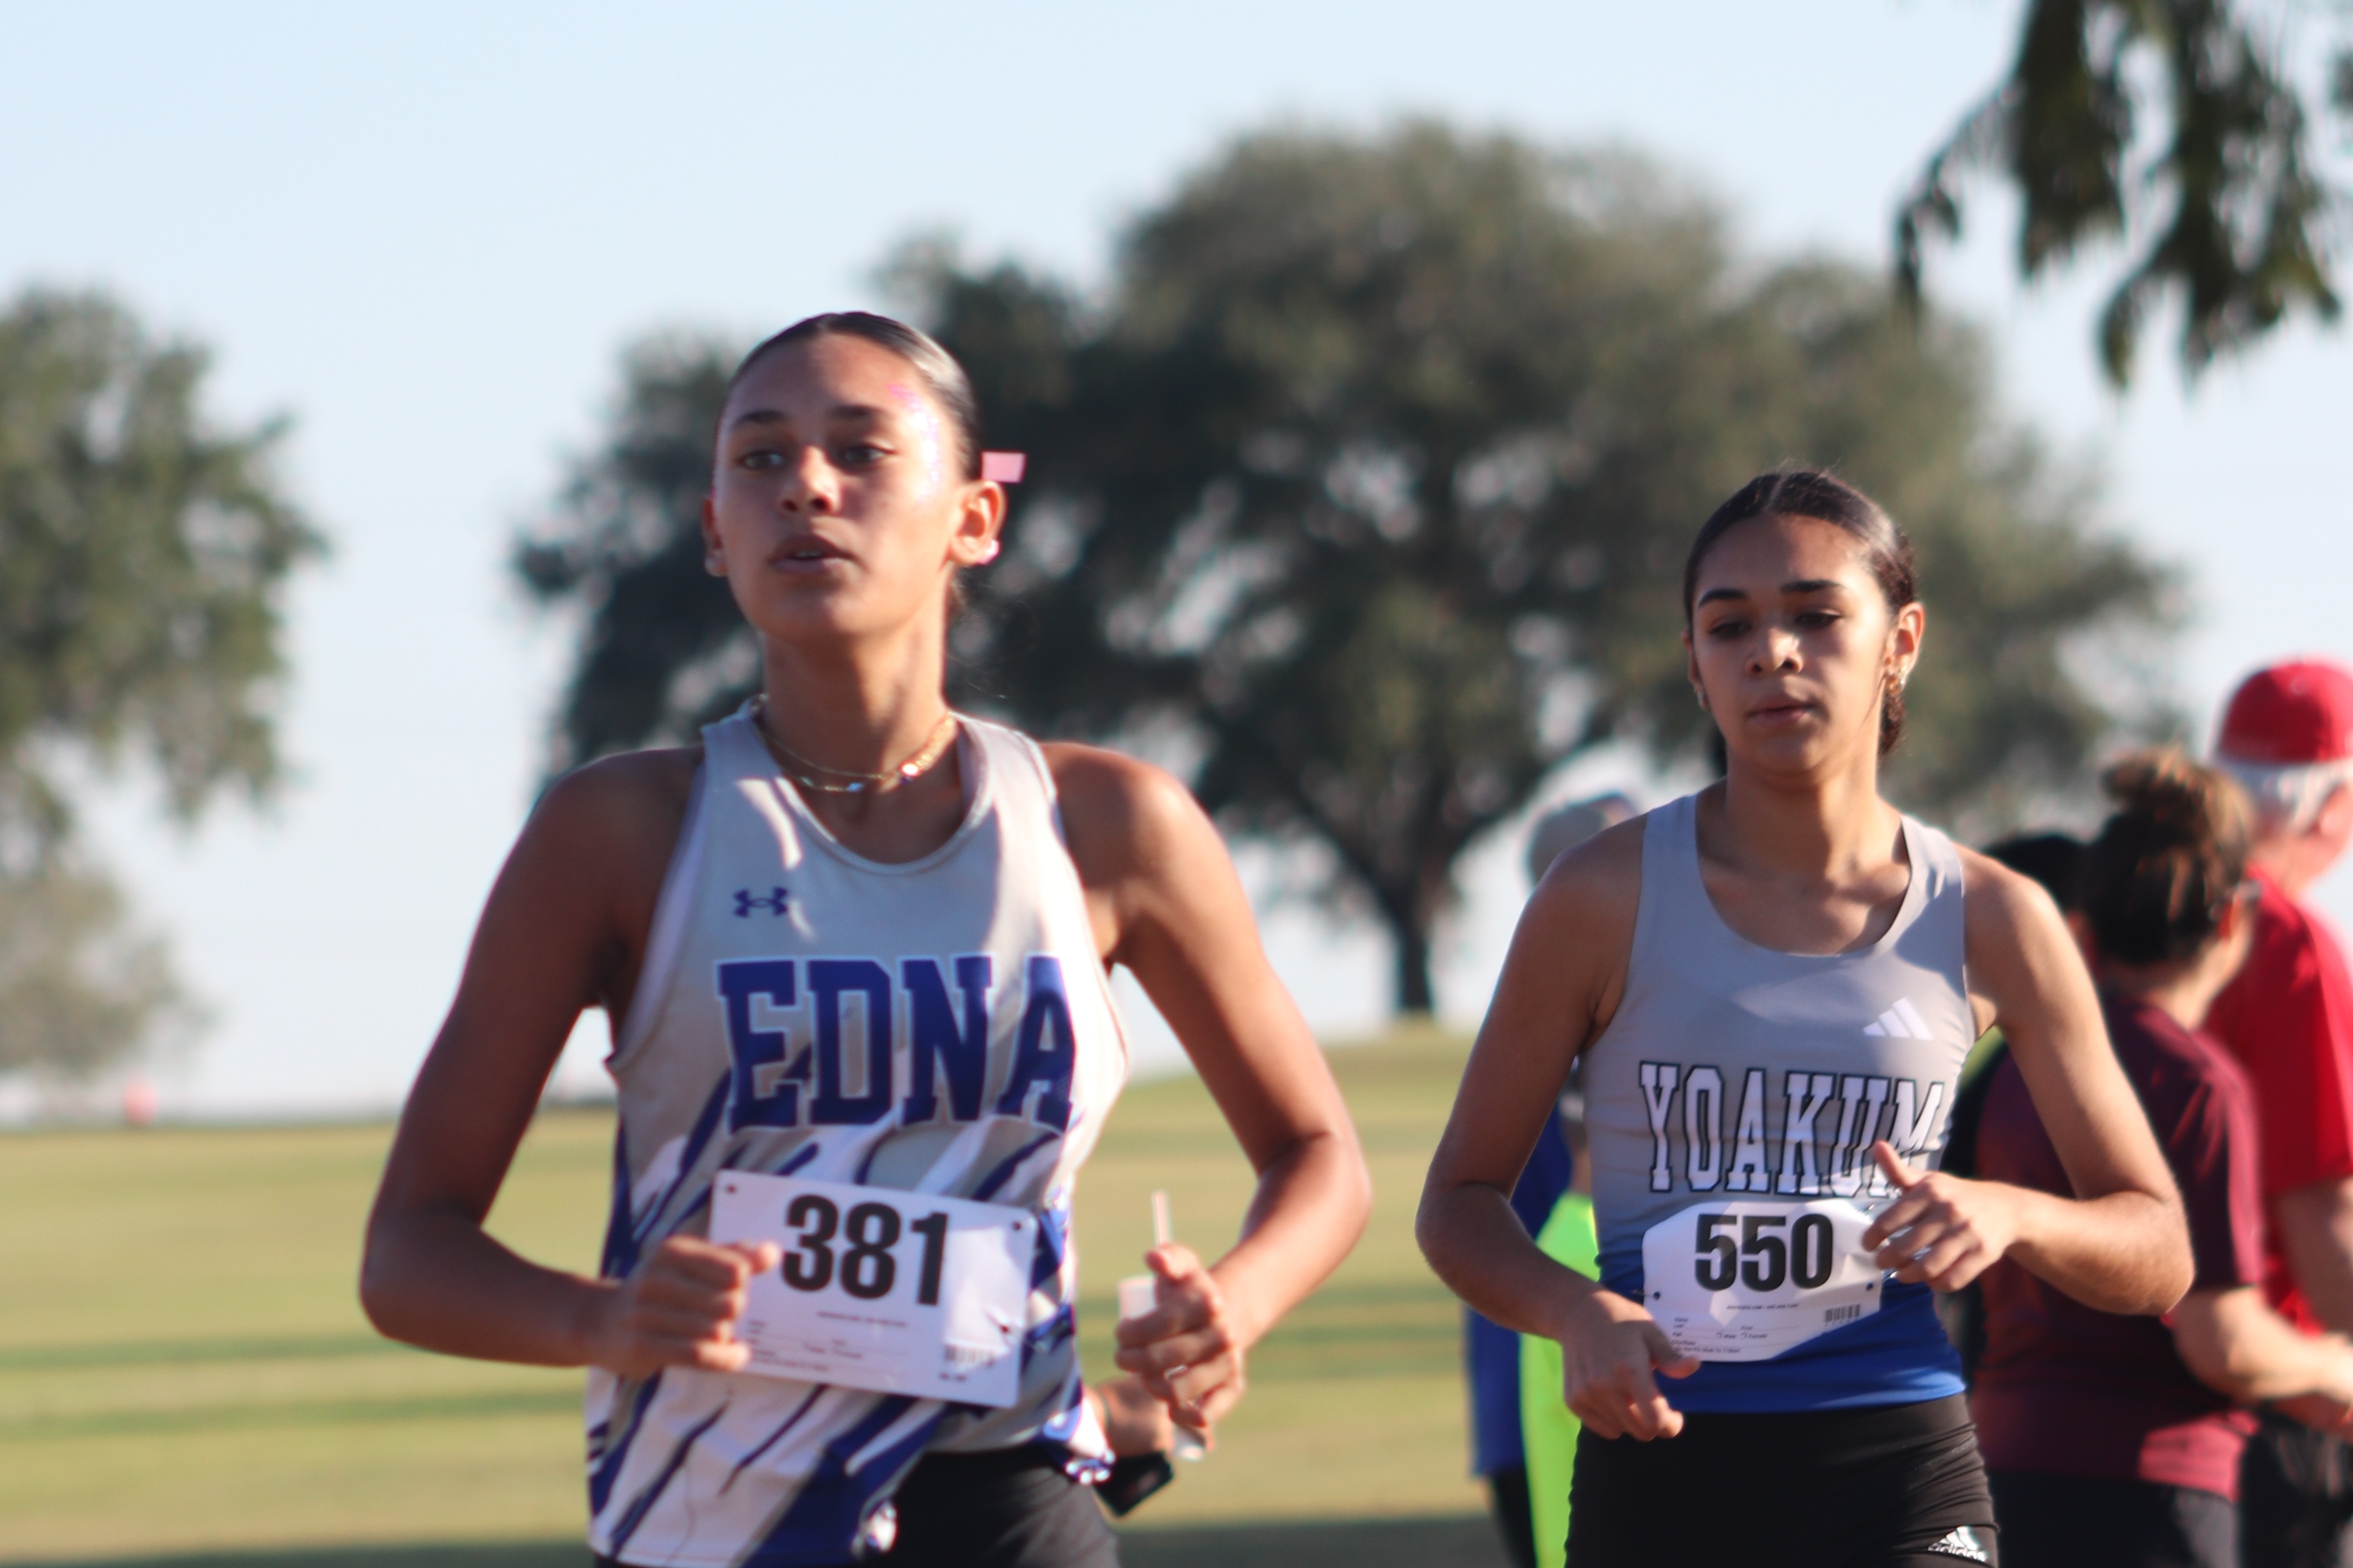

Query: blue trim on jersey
left=1602, top=1250, right=1964, bottom=1411
left=662, top=1187, right=714, bottom=1251
left=1029, top=1202, right=1069, bottom=1290
left=725, top=1386, right=827, bottom=1492
left=589, top=1373, right=665, bottom=1516
left=1038, top=1378, right=1089, bottom=1444
left=606, top=1399, right=731, bottom=1557
left=972, top=1130, right=1058, bottom=1203
left=606, top=1076, right=732, bottom=1280
left=776, top=1140, right=821, bottom=1177
left=1022, top=1303, right=1076, bottom=1373
left=659, top=1075, right=732, bottom=1218
left=744, top=1396, right=939, bottom=1567
left=599, top=1121, right=634, bottom=1279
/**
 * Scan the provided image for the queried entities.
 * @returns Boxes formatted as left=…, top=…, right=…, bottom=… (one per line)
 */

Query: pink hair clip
left=981, top=451, right=1026, bottom=484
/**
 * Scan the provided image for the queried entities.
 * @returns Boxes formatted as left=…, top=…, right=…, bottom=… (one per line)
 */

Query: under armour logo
left=733, top=886, right=790, bottom=918
left=1862, top=997, right=1934, bottom=1040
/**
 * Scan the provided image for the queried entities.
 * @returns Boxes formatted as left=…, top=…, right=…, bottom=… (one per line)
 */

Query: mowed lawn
left=0, top=1029, right=1501, bottom=1565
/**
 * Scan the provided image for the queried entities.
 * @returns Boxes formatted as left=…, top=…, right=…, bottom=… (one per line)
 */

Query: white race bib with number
left=1639, top=1198, right=1887, bottom=1362
left=709, top=1172, right=1035, bottom=1408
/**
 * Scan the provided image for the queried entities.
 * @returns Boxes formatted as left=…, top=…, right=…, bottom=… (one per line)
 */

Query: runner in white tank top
left=1419, top=469, right=2193, bottom=1568
left=362, top=313, right=1371, bottom=1568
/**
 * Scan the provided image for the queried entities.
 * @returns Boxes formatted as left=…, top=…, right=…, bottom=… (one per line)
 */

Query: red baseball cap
left=2217, top=659, right=2353, bottom=765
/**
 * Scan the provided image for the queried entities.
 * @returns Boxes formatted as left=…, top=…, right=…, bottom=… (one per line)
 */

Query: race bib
left=709, top=1172, right=1035, bottom=1408
left=1638, top=1198, right=1886, bottom=1362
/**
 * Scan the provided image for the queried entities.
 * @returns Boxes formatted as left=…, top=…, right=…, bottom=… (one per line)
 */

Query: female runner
left=361, top=313, right=1371, bottom=1568
left=1418, top=469, right=2193, bottom=1568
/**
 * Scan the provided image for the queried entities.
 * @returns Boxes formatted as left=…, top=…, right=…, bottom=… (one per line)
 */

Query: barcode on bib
left=1822, top=1303, right=1863, bottom=1325
left=943, top=1343, right=1002, bottom=1369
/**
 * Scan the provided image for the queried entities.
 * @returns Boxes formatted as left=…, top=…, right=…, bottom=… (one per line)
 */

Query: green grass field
left=1, top=1029, right=1507, bottom=1567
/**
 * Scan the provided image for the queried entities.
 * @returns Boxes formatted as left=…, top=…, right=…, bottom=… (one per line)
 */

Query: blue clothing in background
left=1465, top=1105, right=1574, bottom=1475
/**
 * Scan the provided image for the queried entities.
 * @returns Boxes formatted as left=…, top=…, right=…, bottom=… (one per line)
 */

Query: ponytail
left=2081, top=748, right=2251, bottom=968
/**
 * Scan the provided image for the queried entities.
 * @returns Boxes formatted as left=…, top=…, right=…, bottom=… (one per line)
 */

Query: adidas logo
left=1928, top=1526, right=1989, bottom=1563
left=1862, top=997, right=1934, bottom=1040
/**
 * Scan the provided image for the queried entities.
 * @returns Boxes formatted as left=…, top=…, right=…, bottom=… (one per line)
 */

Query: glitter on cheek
left=886, top=382, right=945, bottom=495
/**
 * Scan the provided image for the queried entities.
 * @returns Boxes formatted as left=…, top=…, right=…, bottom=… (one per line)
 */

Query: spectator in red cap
left=2207, top=658, right=2353, bottom=1568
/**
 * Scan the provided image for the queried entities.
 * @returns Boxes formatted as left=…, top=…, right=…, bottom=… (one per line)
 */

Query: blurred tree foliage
left=0, top=289, right=320, bottom=1079
left=515, top=335, right=743, bottom=766
left=0, top=856, right=186, bottom=1080
left=521, top=125, right=2175, bottom=1015
left=1901, top=0, right=2347, bottom=386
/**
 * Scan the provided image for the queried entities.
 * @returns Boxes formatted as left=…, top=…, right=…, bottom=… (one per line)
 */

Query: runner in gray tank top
left=1421, top=469, right=2194, bottom=1568
left=1582, top=790, right=1975, bottom=1404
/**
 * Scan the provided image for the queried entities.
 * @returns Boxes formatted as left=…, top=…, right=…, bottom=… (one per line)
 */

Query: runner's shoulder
left=1953, top=843, right=2066, bottom=942
left=1952, top=843, right=2084, bottom=1009
left=1523, top=810, right=1647, bottom=942
left=524, top=744, right=705, bottom=872
left=1038, top=740, right=1211, bottom=888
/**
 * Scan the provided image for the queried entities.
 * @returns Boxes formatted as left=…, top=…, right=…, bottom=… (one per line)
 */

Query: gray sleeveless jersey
left=1578, top=791, right=1971, bottom=1410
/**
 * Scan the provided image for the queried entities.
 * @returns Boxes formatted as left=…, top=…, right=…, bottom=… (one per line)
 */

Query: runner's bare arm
left=1859, top=852, right=2191, bottom=1314
left=1418, top=819, right=1698, bottom=1442
left=2272, top=1177, right=2353, bottom=1335
left=2171, top=1285, right=2353, bottom=1414
left=360, top=749, right=779, bottom=1376
left=1047, top=743, right=1372, bottom=1429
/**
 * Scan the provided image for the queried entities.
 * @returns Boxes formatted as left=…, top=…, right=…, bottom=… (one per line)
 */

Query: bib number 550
left=778, top=1193, right=952, bottom=1305
left=1694, top=1211, right=1837, bottom=1293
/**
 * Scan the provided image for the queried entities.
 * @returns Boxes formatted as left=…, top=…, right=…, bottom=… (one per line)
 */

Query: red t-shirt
left=2205, top=868, right=2353, bottom=1332
left=1971, top=994, right=2267, bottom=1499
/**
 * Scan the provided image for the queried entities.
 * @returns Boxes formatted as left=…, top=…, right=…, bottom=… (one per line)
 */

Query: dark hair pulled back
left=725, top=311, right=983, bottom=482
left=2081, top=748, right=2251, bottom=968
left=1682, top=468, right=1919, bottom=755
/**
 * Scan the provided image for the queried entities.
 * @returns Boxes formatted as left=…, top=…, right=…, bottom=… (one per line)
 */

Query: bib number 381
left=710, top=1172, right=1034, bottom=1407
left=1639, top=1198, right=1885, bottom=1362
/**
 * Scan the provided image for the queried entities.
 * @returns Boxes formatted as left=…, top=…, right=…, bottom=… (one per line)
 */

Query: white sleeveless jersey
left=583, top=707, right=1128, bottom=1567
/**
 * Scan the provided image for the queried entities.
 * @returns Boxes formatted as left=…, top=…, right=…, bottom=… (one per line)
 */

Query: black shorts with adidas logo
left=1567, top=1393, right=1997, bottom=1568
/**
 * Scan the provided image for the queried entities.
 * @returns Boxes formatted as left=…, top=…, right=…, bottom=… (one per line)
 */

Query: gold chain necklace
left=752, top=700, right=961, bottom=796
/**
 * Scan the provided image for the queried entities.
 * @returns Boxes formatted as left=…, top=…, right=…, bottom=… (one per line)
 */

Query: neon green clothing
left=1518, top=1192, right=1597, bottom=1568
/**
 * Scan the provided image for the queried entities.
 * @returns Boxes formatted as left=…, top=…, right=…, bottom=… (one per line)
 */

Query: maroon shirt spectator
left=1975, top=992, right=2268, bottom=1498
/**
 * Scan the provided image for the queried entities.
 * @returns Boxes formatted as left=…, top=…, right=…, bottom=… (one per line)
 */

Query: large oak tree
left=521, top=125, right=2173, bottom=1014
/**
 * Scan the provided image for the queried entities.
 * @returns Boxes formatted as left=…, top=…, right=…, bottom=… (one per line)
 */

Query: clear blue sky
left=4, top=1, right=2345, bottom=1114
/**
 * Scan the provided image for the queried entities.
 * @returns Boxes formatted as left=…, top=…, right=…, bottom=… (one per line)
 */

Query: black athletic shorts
left=1989, top=1470, right=2235, bottom=1568
left=2240, top=1410, right=2353, bottom=1568
left=1566, top=1394, right=1998, bottom=1568
left=597, top=1443, right=1119, bottom=1568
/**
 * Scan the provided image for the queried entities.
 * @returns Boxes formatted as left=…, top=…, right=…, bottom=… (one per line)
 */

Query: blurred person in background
left=1938, top=832, right=2087, bottom=1383
left=1974, top=751, right=2353, bottom=1568
left=2206, top=660, right=2353, bottom=1568
left=1464, top=795, right=1634, bottom=1568
left=1517, top=1082, right=1596, bottom=1568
